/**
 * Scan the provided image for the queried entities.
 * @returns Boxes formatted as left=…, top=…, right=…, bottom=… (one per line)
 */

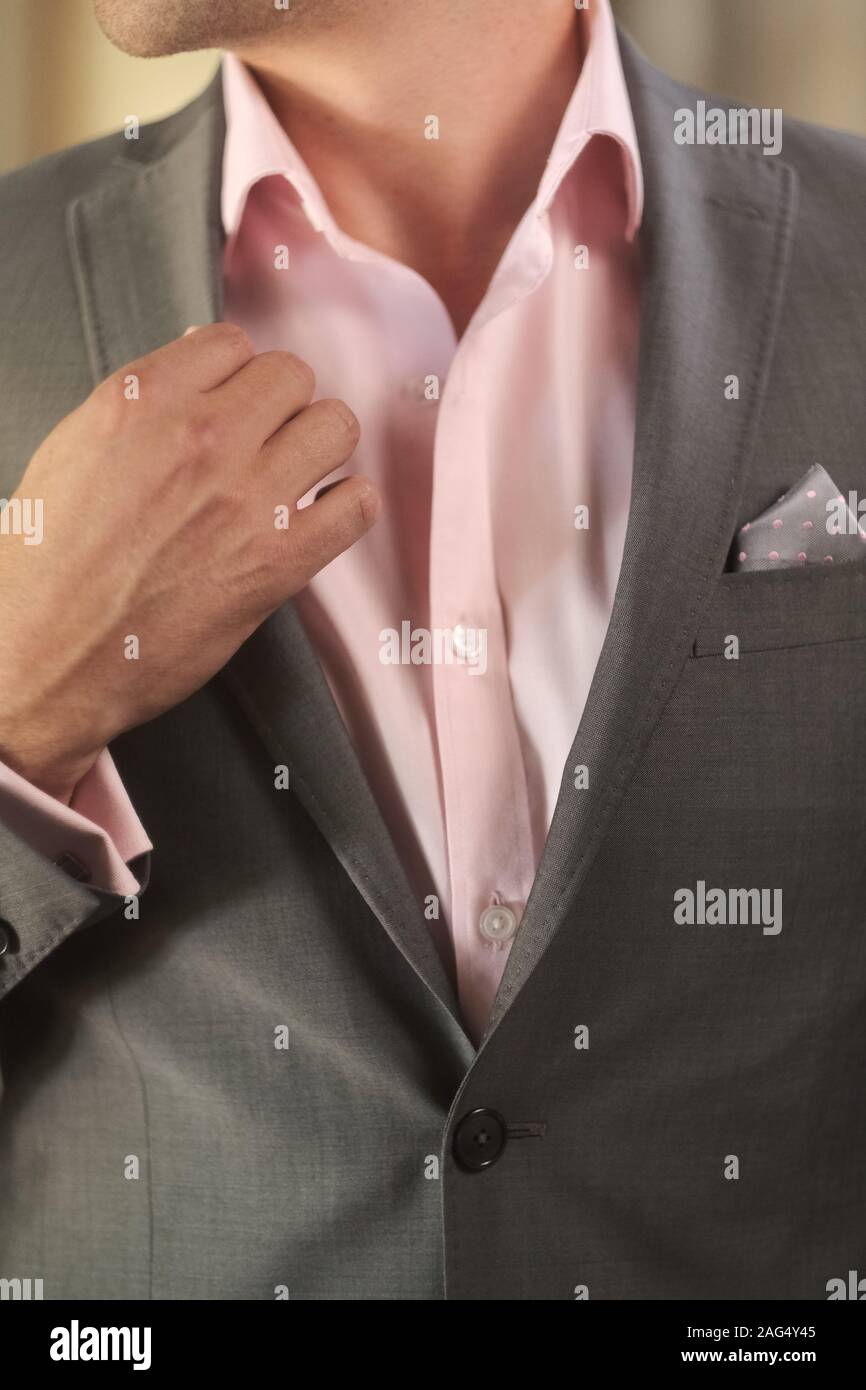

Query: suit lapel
left=221, top=611, right=468, bottom=1034
left=68, top=72, right=227, bottom=375
left=67, top=71, right=467, bottom=1039
left=484, top=32, right=799, bottom=1040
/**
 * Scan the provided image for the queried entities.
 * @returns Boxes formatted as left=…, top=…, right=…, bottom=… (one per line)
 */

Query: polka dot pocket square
left=729, top=464, right=866, bottom=572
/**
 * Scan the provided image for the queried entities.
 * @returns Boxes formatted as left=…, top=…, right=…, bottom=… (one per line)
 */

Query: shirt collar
left=536, top=0, right=643, bottom=240
left=221, top=51, right=334, bottom=245
left=221, top=0, right=643, bottom=249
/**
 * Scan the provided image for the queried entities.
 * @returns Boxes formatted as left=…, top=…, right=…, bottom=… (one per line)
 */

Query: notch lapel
left=484, top=33, right=799, bottom=1040
left=68, top=72, right=226, bottom=376
left=221, top=612, right=468, bottom=1036
left=67, top=72, right=467, bottom=1039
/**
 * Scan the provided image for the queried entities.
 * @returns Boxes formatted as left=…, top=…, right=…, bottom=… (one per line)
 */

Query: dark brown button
left=453, top=1108, right=507, bottom=1172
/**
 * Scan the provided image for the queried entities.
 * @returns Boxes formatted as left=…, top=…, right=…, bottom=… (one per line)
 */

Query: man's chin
left=92, top=0, right=239, bottom=58
left=92, top=3, right=184, bottom=58
left=93, top=30, right=188, bottom=60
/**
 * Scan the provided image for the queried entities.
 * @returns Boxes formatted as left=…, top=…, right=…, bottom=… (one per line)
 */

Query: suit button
left=453, top=1108, right=507, bottom=1171
left=0, top=918, right=11, bottom=956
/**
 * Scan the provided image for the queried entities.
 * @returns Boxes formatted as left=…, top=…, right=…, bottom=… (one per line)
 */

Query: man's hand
left=0, top=323, right=379, bottom=802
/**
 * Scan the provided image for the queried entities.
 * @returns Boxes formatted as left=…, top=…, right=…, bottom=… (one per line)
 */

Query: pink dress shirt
left=0, top=0, right=642, bottom=1043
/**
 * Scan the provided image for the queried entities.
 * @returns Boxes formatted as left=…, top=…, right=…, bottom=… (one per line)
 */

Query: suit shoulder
left=775, top=112, right=866, bottom=215
left=0, top=74, right=222, bottom=224
left=622, top=34, right=866, bottom=199
left=0, top=130, right=128, bottom=217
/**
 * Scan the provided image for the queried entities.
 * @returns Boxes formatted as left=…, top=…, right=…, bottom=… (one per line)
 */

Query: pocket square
left=729, top=464, right=866, bottom=572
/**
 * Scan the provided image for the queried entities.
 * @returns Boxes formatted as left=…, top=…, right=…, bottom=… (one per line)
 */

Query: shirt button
left=452, top=623, right=483, bottom=661
left=453, top=1108, right=508, bottom=1171
left=479, top=904, right=518, bottom=944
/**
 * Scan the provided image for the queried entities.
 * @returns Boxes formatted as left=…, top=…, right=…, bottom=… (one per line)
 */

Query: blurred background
left=1, top=0, right=865, bottom=173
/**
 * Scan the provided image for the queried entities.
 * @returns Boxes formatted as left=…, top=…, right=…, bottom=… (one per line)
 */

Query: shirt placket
left=429, top=336, right=537, bottom=1044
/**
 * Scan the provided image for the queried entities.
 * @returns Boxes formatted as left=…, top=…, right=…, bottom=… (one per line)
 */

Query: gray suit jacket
left=1, top=32, right=865, bottom=1300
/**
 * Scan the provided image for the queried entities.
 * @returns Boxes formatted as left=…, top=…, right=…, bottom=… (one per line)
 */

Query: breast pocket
left=692, top=555, right=866, bottom=657
left=676, top=553, right=866, bottom=870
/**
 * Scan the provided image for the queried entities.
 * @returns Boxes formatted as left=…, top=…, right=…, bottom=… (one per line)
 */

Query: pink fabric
left=222, top=0, right=643, bottom=1039
left=0, top=0, right=641, bottom=1042
left=0, top=749, right=148, bottom=896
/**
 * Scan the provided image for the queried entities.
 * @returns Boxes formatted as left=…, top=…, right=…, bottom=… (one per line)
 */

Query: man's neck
left=232, top=0, right=586, bottom=337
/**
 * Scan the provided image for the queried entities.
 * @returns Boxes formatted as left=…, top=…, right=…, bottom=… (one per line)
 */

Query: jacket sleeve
left=0, top=750, right=151, bottom=999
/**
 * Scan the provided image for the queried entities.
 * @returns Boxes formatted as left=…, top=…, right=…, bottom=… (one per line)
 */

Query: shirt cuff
left=0, top=749, right=152, bottom=897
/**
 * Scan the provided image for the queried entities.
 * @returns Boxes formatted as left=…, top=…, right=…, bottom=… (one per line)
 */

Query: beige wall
left=1, top=0, right=865, bottom=174
left=616, top=0, right=866, bottom=134
left=0, top=0, right=217, bottom=172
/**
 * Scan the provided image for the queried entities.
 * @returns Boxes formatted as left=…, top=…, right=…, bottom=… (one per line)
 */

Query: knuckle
left=93, top=363, right=156, bottom=423
left=213, top=321, right=255, bottom=358
left=277, top=351, right=315, bottom=396
left=332, top=476, right=378, bottom=530
left=355, top=478, right=380, bottom=527
left=318, top=397, right=360, bottom=444
left=176, top=409, right=219, bottom=461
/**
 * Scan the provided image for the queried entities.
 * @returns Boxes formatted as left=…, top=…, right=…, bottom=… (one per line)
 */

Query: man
left=0, top=0, right=864, bottom=1300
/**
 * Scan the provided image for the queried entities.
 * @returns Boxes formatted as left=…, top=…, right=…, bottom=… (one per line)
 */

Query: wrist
left=0, top=719, right=103, bottom=805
